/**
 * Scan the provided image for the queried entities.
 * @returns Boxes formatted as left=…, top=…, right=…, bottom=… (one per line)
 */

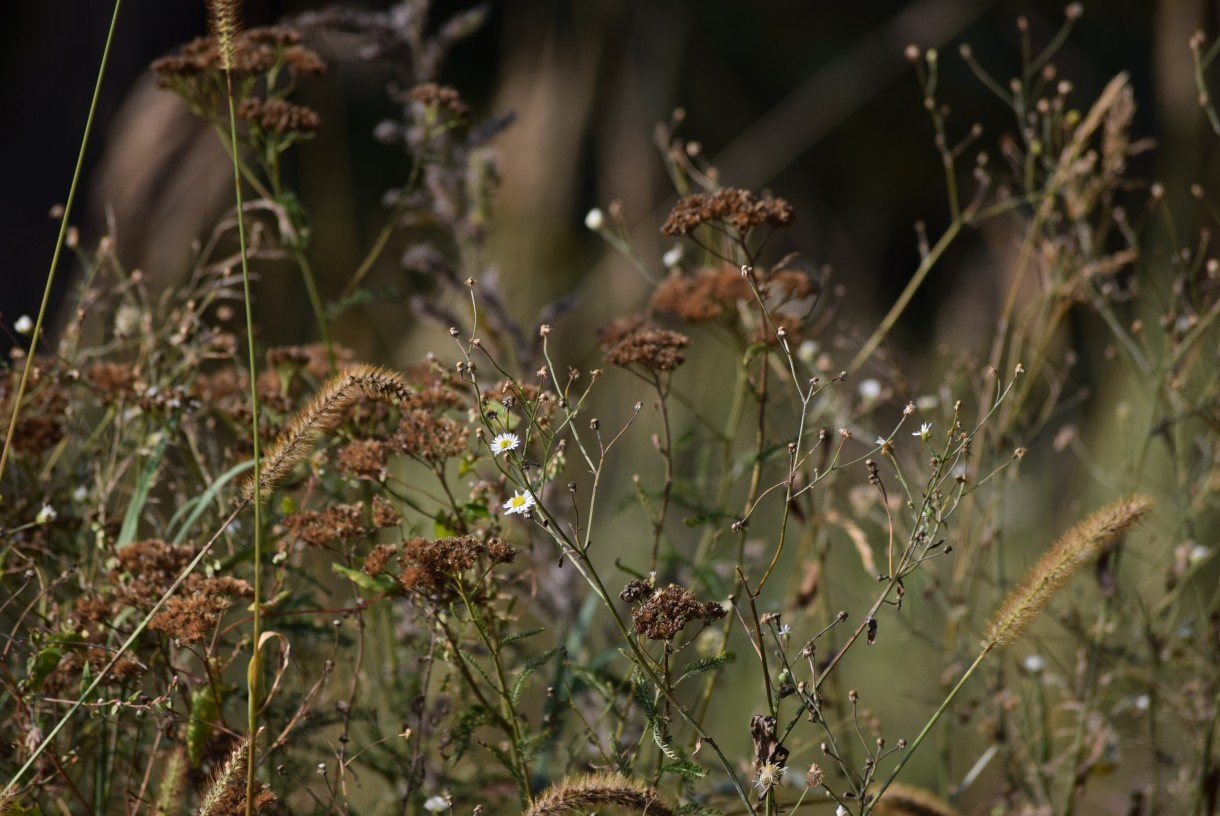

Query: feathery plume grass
left=154, top=747, right=188, bottom=816
left=872, top=782, right=960, bottom=816
left=524, top=773, right=675, bottom=816
left=196, top=733, right=276, bottom=816
left=207, top=0, right=241, bottom=72
left=242, top=364, right=412, bottom=502
left=983, top=494, right=1153, bottom=649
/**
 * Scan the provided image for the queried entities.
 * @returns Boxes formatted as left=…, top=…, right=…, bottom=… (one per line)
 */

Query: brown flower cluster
left=238, top=98, right=322, bottom=133
left=399, top=535, right=516, bottom=602
left=621, top=583, right=726, bottom=641
left=152, top=26, right=325, bottom=83
left=282, top=499, right=400, bottom=547
left=598, top=317, right=689, bottom=372
left=149, top=575, right=253, bottom=644
left=661, top=187, right=793, bottom=237
left=1, top=358, right=69, bottom=457
left=653, top=260, right=820, bottom=325
left=409, top=82, right=471, bottom=122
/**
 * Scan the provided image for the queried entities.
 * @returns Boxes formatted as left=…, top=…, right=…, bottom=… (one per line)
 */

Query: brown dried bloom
left=598, top=317, right=690, bottom=372
left=409, top=82, right=471, bottom=121
left=661, top=187, right=793, bottom=237
left=629, top=584, right=725, bottom=641
left=371, top=495, right=401, bottom=528
left=237, top=97, right=321, bottom=133
left=363, top=543, right=398, bottom=577
left=337, top=437, right=390, bottom=479
left=153, top=26, right=325, bottom=84
left=149, top=576, right=253, bottom=644
left=399, top=535, right=516, bottom=602
left=283, top=502, right=368, bottom=547
left=393, top=409, right=470, bottom=464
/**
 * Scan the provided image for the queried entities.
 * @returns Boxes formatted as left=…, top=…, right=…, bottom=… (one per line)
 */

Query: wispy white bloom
left=777, top=623, right=792, bottom=638
left=423, top=796, right=449, bottom=813
left=913, top=421, right=933, bottom=440
left=857, top=378, right=882, bottom=403
left=503, top=490, right=536, bottom=516
left=584, top=207, right=605, bottom=231
left=755, top=762, right=786, bottom=790
left=491, top=432, right=520, bottom=456
left=662, top=244, right=684, bottom=268
left=14, top=315, right=34, bottom=335
left=875, top=436, right=887, bottom=447
left=1022, top=654, right=1046, bottom=674
left=36, top=503, right=56, bottom=525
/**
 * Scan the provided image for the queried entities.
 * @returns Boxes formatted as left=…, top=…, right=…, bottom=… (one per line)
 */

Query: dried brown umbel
left=149, top=576, right=253, bottom=644
left=629, top=584, right=726, bottom=641
left=243, top=364, right=412, bottom=502
left=282, top=503, right=367, bottom=547
left=661, top=187, right=793, bottom=237
left=597, top=317, right=690, bottom=372
left=983, top=494, right=1153, bottom=648
left=237, top=97, right=322, bottom=133
left=409, top=82, right=471, bottom=122
left=399, top=535, right=516, bottom=602
left=524, top=772, right=674, bottom=816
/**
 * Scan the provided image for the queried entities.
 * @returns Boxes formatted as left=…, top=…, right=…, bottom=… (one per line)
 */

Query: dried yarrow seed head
left=661, top=187, right=794, bottom=237
left=282, top=502, right=368, bottom=547
left=408, top=82, right=471, bottom=122
left=152, top=26, right=326, bottom=84
left=237, top=97, right=322, bottom=133
left=597, top=316, right=690, bottom=372
left=628, top=584, right=726, bottom=641
left=149, top=575, right=254, bottom=644
left=399, top=535, right=516, bottom=602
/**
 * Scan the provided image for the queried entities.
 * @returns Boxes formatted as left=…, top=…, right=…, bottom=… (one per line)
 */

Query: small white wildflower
left=1188, top=543, right=1209, bottom=565
left=755, top=762, right=786, bottom=790
left=836, top=806, right=849, bottom=816
left=857, top=378, right=882, bottom=403
left=423, top=795, right=449, bottom=813
left=797, top=339, right=819, bottom=365
left=916, top=394, right=939, bottom=411
left=777, top=623, right=792, bottom=638
left=584, top=207, right=605, bottom=231
left=1022, top=654, right=1046, bottom=674
left=14, top=315, right=34, bottom=335
left=875, top=436, right=887, bottom=447
left=72, top=485, right=88, bottom=503
left=913, top=421, right=932, bottom=440
left=491, top=432, right=520, bottom=456
left=503, top=490, right=536, bottom=516
left=662, top=244, right=684, bottom=268
left=1134, top=693, right=1150, bottom=712
left=648, top=570, right=657, bottom=584
left=36, top=504, right=56, bottom=525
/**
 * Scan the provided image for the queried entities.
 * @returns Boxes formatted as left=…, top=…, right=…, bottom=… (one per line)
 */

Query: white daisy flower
left=584, top=207, right=605, bottom=231
left=913, top=421, right=932, bottom=440
left=36, top=503, right=56, bottom=525
left=423, top=795, right=449, bottom=813
left=491, top=432, right=520, bottom=456
left=14, top=315, right=34, bottom=335
left=503, top=490, right=536, bottom=516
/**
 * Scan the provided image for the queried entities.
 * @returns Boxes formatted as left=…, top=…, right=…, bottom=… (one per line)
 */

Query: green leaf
left=509, top=647, right=563, bottom=707
left=458, top=649, right=498, bottom=691
left=168, top=458, right=255, bottom=544
left=22, top=644, right=64, bottom=693
left=660, top=760, right=708, bottom=780
left=499, top=627, right=546, bottom=649
left=451, top=705, right=494, bottom=761
left=632, top=671, right=657, bottom=720
left=331, top=562, right=399, bottom=594
left=186, top=687, right=220, bottom=767
left=118, top=427, right=174, bottom=549
left=676, top=652, right=736, bottom=686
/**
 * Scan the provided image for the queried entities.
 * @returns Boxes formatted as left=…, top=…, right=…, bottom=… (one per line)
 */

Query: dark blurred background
left=1, top=0, right=1215, bottom=362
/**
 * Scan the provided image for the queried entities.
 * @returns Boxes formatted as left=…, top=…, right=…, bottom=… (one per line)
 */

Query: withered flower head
left=661, top=187, right=793, bottom=237
left=628, top=584, right=726, bottom=641
left=149, top=576, right=253, bottom=644
left=283, top=502, right=368, bottom=547
left=399, top=535, right=516, bottom=602
left=598, top=316, right=690, bottom=372
left=238, top=97, right=322, bottom=133
left=409, top=82, right=471, bottom=122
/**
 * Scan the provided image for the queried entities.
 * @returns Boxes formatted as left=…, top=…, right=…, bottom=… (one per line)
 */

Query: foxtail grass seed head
left=242, top=364, right=412, bottom=502
left=207, top=0, right=242, bottom=72
left=524, top=773, right=674, bottom=816
left=871, top=782, right=961, bottom=816
left=983, top=495, right=1153, bottom=649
